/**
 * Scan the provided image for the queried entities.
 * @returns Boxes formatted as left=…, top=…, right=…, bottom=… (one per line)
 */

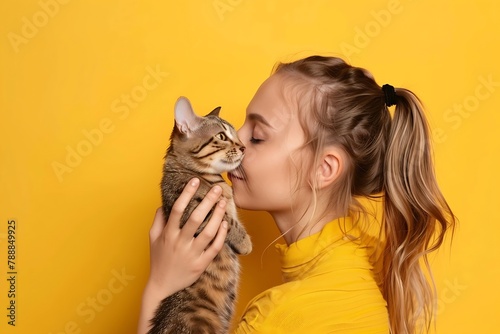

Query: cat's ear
left=174, top=97, right=203, bottom=135
left=206, top=106, right=221, bottom=117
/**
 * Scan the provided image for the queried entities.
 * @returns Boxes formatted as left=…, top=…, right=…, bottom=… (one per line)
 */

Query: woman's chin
left=232, top=190, right=248, bottom=210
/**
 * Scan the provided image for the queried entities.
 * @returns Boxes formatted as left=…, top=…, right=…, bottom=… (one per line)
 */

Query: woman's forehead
left=246, top=74, right=297, bottom=127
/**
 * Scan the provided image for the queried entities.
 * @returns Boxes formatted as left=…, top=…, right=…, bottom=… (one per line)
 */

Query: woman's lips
left=228, top=171, right=244, bottom=181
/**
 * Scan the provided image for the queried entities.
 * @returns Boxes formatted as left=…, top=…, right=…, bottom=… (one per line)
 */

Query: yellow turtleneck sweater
left=234, top=217, right=389, bottom=333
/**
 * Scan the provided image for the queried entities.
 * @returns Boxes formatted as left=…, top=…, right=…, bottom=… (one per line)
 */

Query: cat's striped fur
left=149, top=97, right=252, bottom=334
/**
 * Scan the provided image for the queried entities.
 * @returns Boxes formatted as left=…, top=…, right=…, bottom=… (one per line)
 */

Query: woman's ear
left=316, top=147, right=343, bottom=189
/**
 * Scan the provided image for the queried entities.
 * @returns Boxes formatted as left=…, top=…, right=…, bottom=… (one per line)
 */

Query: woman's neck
left=270, top=207, right=343, bottom=245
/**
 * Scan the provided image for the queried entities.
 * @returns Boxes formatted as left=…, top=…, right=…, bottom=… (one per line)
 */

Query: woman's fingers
left=192, top=199, right=227, bottom=253
left=161, top=177, right=227, bottom=258
left=180, top=185, right=223, bottom=240
left=201, top=220, right=228, bottom=263
left=149, top=207, right=166, bottom=242
left=165, top=178, right=200, bottom=235
left=143, top=180, right=230, bottom=319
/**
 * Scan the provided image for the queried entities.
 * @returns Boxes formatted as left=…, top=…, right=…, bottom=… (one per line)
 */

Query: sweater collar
left=275, top=217, right=356, bottom=281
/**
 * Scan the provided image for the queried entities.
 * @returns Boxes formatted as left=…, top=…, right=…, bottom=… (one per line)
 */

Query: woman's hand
left=138, top=178, right=228, bottom=334
left=148, top=178, right=228, bottom=295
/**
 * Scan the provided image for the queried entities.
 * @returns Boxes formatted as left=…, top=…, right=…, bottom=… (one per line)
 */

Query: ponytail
left=382, top=89, right=456, bottom=333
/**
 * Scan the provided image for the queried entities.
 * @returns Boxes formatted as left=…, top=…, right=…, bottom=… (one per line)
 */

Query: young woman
left=138, top=56, right=456, bottom=334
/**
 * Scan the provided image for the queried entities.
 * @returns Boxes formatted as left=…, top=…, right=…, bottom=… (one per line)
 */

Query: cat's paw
left=231, top=234, right=252, bottom=255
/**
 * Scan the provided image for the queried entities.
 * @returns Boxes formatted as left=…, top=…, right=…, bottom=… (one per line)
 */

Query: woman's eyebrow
left=247, top=113, right=274, bottom=129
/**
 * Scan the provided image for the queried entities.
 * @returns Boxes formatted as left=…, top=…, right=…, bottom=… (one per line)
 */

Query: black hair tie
left=382, top=84, right=397, bottom=107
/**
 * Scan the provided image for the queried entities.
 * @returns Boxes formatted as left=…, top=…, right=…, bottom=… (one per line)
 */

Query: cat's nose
left=239, top=146, right=245, bottom=153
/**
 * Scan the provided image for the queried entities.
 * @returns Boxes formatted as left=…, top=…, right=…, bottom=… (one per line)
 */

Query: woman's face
left=229, top=74, right=311, bottom=214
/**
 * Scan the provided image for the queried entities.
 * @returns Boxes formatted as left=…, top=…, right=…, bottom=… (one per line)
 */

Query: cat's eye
left=215, top=132, right=227, bottom=141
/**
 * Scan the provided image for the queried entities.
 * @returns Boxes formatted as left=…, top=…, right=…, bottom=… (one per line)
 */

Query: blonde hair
left=273, top=56, right=456, bottom=334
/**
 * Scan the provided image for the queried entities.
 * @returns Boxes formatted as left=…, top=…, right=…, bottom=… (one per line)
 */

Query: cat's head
left=170, top=96, right=245, bottom=174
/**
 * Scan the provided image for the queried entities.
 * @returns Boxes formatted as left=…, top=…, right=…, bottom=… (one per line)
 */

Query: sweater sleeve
left=233, top=284, right=293, bottom=334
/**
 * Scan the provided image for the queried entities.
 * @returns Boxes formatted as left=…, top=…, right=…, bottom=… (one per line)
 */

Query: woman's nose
left=236, top=126, right=247, bottom=147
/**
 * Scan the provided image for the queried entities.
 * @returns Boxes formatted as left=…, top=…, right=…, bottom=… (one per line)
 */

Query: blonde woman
left=138, top=56, right=456, bottom=334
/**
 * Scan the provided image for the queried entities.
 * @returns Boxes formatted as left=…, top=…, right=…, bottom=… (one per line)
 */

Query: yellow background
left=1, top=0, right=499, bottom=333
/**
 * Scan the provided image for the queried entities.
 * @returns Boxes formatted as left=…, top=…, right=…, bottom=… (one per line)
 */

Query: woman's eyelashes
left=249, top=136, right=263, bottom=144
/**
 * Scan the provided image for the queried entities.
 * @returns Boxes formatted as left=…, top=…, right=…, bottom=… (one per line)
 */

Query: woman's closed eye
left=249, top=137, right=263, bottom=144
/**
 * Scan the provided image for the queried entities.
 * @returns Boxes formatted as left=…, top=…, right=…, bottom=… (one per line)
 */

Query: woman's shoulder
left=233, top=282, right=305, bottom=334
left=235, top=277, right=388, bottom=334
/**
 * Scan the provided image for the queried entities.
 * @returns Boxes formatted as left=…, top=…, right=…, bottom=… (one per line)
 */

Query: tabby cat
left=150, top=97, right=252, bottom=334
